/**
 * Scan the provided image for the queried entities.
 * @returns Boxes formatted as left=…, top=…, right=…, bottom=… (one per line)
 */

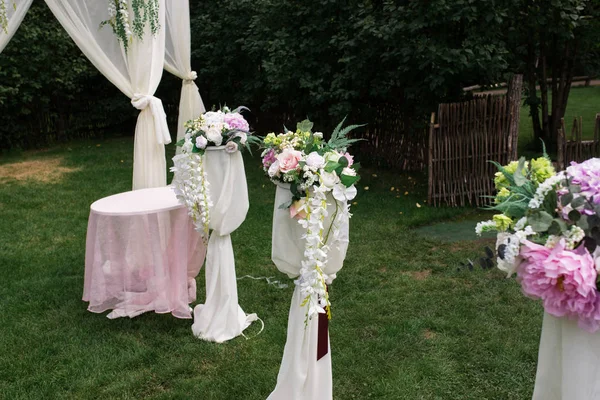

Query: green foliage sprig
left=100, top=0, right=161, bottom=53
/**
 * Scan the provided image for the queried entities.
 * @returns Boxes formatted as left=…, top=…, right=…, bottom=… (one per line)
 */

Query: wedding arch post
left=44, top=0, right=171, bottom=190
left=164, top=0, right=205, bottom=155
left=0, top=0, right=33, bottom=54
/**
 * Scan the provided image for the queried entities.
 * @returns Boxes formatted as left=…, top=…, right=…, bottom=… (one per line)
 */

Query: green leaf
left=324, top=161, right=341, bottom=173
left=297, top=119, right=313, bottom=133
left=338, top=156, right=349, bottom=168
left=340, top=174, right=359, bottom=187
left=175, top=138, right=185, bottom=147
left=513, top=157, right=528, bottom=187
left=560, top=193, right=574, bottom=207
left=569, top=210, right=582, bottom=222
left=571, top=196, right=586, bottom=209
left=528, top=211, right=554, bottom=232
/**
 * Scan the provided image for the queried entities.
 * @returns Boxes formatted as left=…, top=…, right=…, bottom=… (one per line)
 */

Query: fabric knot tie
left=183, top=71, right=198, bottom=84
left=131, top=94, right=172, bottom=145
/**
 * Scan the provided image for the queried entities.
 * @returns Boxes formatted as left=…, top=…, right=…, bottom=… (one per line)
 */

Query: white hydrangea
left=475, top=220, right=496, bottom=236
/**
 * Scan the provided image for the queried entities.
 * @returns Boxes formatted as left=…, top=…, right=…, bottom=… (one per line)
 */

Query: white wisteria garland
left=0, top=0, right=15, bottom=34
left=296, top=185, right=352, bottom=323
left=171, top=139, right=212, bottom=243
left=102, top=0, right=161, bottom=53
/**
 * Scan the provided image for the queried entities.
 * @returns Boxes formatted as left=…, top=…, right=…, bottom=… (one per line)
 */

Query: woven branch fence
left=557, top=114, right=600, bottom=170
left=428, top=75, right=523, bottom=207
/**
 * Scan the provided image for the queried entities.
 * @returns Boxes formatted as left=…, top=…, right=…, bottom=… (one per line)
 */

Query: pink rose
left=290, top=199, right=307, bottom=220
left=277, top=149, right=302, bottom=173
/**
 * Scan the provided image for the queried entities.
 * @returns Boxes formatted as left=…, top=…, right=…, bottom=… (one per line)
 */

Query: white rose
left=325, top=151, right=341, bottom=163
left=206, top=126, right=223, bottom=146
left=195, top=135, right=208, bottom=149
left=342, top=167, right=356, bottom=176
left=268, top=160, right=281, bottom=177
left=305, top=152, right=325, bottom=169
left=320, top=171, right=339, bottom=188
left=314, top=132, right=323, bottom=139
left=225, top=141, right=238, bottom=153
left=235, top=131, right=248, bottom=145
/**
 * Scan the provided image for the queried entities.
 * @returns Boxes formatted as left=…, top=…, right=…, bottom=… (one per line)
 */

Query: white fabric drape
left=191, top=147, right=258, bottom=343
left=44, top=0, right=170, bottom=190
left=268, top=184, right=349, bottom=400
left=0, top=0, right=33, bottom=54
left=532, top=313, right=600, bottom=399
left=164, top=0, right=205, bottom=154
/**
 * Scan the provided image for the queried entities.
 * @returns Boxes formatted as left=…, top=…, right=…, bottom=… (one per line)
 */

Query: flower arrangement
left=262, top=118, right=363, bottom=322
left=101, top=0, right=160, bottom=53
left=477, top=155, right=600, bottom=332
left=171, top=106, right=258, bottom=242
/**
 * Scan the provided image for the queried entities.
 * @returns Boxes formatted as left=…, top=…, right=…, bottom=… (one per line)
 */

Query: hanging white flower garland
left=171, top=138, right=212, bottom=243
left=296, top=185, right=352, bottom=322
left=0, top=0, right=15, bottom=34
left=102, top=0, right=161, bottom=53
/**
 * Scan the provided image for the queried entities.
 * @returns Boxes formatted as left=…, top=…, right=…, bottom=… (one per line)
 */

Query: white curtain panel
left=268, top=184, right=349, bottom=400
left=191, top=147, right=259, bottom=343
left=44, top=0, right=171, bottom=190
left=164, top=0, right=205, bottom=154
left=0, top=0, right=33, bottom=54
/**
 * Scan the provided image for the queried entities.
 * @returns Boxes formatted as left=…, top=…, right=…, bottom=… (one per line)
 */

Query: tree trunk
left=527, top=41, right=543, bottom=144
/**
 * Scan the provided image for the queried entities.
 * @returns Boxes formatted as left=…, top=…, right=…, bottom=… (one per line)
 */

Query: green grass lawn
left=0, top=138, right=542, bottom=399
left=518, top=85, right=600, bottom=153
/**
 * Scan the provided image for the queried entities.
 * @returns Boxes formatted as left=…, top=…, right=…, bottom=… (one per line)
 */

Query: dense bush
left=0, top=0, right=598, bottom=154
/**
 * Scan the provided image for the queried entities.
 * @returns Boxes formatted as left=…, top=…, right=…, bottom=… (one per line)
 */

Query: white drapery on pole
left=0, top=0, right=33, bottom=54
left=191, top=147, right=259, bottom=343
left=44, top=0, right=171, bottom=190
left=164, top=0, right=205, bottom=154
left=268, top=184, right=349, bottom=400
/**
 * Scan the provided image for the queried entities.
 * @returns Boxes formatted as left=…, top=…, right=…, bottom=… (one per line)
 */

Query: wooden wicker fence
left=428, top=75, right=523, bottom=207
left=557, top=114, right=600, bottom=170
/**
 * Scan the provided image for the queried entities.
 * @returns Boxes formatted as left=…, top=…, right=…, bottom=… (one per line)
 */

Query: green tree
left=505, top=0, right=600, bottom=150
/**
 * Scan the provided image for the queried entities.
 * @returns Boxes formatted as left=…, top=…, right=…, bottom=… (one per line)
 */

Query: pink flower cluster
left=224, top=113, right=250, bottom=132
left=567, top=158, right=600, bottom=204
left=262, top=148, right=277, bottom=169
left=518, top=239, right=600, bottom=332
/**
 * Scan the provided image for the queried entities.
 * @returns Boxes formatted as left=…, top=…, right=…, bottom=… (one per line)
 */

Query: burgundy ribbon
left=317, top=310, right=329, bottom=361
left=317, top=286, right=329, bottom=361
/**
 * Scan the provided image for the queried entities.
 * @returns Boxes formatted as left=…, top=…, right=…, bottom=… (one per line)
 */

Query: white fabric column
left=268, top=184, right=349, bottom=400
left=0, top=0, right=33, bottom=54
left=44, top=0, right=171, bottom=190
left=191, top=147, right=258, bottom=343
left=164, top=0, right=205, bottom=154
left=532, top=313, right=600, bottom=399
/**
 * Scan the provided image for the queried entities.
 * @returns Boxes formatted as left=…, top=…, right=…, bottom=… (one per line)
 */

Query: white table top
left=90, top=186, right=183, bottom=216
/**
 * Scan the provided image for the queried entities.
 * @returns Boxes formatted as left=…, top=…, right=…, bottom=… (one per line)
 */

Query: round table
left=83, top=186, right=206, bottom=319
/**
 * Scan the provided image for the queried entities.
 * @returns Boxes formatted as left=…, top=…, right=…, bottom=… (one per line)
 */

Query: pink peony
left=289, top=199, right=307, bottom=220
left=518, top=240, right=597, bottom=321
left=277, top=149, right=302, bottom=173
left=223, top=113, right=250, bottom=132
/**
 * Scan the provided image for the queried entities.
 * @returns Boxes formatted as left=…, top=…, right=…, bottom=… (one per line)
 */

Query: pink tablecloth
left=83, top=186, right=206, bottom=319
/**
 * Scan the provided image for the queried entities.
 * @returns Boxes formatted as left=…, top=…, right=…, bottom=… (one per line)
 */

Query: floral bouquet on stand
left=477, top=155, right=600, bottom=332
left=262, top=118, right=362, bottom=321
left=171, top=106, right=260, bottom=241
